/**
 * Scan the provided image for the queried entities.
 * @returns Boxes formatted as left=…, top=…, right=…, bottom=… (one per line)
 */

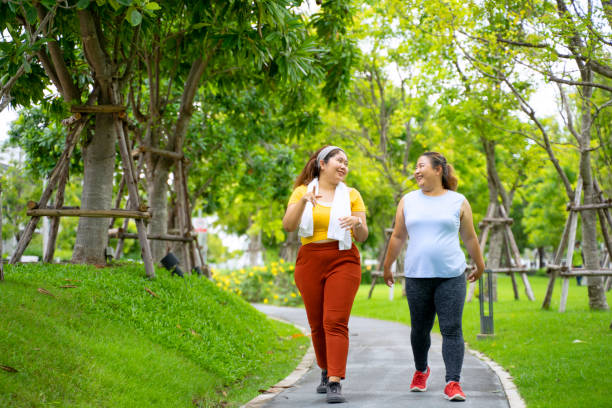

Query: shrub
left=212, top=259, right=302, bottom=306
left=361, top=264, right=374, bottom=284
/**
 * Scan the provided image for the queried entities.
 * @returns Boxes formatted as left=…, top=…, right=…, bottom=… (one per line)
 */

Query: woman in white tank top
left=382, top=152, right=485, bottom=402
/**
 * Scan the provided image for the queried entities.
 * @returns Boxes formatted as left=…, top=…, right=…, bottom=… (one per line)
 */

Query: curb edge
left=466, top=346, right=527, bottom=408
left=241, top=316, right=315, bottom=408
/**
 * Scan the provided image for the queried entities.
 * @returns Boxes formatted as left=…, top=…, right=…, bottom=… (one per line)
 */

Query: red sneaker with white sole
left=444, top=381, right=466, bottom=401
left=409, top=366, right=431, bottom=392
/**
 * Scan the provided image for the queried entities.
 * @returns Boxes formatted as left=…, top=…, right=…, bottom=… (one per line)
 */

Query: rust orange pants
left=294, top=241, right=361, bottom=379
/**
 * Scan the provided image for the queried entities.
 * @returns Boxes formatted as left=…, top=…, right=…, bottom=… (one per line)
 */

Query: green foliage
left=205, top=232, right=243, bottom=265
left=1, top=263, right=309, bottom=407
left=6, top=106, right=82, bottom=178
left=0, top=162, right=41, bottom=241
left=522, top=164, right=577, bottom=251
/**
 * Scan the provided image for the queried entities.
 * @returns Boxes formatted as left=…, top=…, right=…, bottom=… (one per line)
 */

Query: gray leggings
left=404, top=275, right=466, bottom=382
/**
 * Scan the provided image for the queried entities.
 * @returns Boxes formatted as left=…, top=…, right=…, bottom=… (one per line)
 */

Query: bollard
left=477, top=268, right=494, bottom=339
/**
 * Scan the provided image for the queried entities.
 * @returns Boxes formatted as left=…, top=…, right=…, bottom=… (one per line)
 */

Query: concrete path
left=252, top=304, right=510, bottom=408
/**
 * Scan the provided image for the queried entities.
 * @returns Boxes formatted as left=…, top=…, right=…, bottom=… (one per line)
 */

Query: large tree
left=126, top=0, right=340, bottom=263
left=5, top=1, right=160, bottom=265
left=4, top=0, right=357, bottom=267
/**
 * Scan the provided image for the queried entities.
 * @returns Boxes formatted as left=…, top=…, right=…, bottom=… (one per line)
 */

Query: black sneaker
left=326, top=381, right=346, bottom=403
left=316, top=370, right=328, bottom=393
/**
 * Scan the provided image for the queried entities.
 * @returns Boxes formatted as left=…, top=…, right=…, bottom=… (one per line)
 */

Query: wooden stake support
left=43, top=151, right=69, bottom=263
left=131, top=145, right=184, bottom=161
left=114, top=117, right=155, bottom=278
left=71, top=104, right=126, bottom=113
left=109, top=138, right=207, bottom=277
left=27, top=208, right=151, bottom=219
left=480, top=217, right=514, bottom=225
left=9, top=118, right=87, bottom=264
left=108, top=229, right=195, bottom=242
left=541, top=178, right=612, bottom=311
left=466, top=202, right=536, bottom=302
left=111, top=145, right=145, bottom=260
left=9, top=112, right=156, bottom=279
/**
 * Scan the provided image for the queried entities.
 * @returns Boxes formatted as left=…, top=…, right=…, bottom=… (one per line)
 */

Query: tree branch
left=548, top=74, right=612, bottom=93
left=168, top=39, right=222, bottom=153
left=34, top=3, right=80, bottom=102
left=502, top=77, right=575, bottom=200
left=77, top=9, right=112, bottom=99
left=556, top=82, right=582, bottom=144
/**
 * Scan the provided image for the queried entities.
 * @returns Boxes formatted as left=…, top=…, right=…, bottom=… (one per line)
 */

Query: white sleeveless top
left=403, top=189, right=467, bottom=278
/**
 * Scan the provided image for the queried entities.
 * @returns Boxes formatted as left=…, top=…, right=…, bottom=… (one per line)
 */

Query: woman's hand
left=383, top=265, right=394, bottom=287
left=339, top=215, right=361, bottom=230
left=300, top=191, right=322, bottom=206
left=466, top=265, right=484, bottom=283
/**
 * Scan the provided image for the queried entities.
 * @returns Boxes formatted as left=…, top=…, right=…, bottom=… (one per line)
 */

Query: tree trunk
left=72, top=10, right=120, bottom=265
left=578, top=70, right=609, bottom=310
left=538, top=247, right=546, bottom=267
left=482, top=137, right=504, bottom=301
left=72, top=114, right=117, bottom=264
left=143, top=59, right=208, bottom=266
left=147, top=161, right=172, bottom=263
left=487, top=227, right=503, bottom=301
left=248, top=230, right=263, bottom=266
left=579, top=153, right=608, bottom=310
left=280, top=230, right=300, bottom=263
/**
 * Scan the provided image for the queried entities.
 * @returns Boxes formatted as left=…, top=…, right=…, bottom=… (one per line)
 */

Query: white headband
left=316, top=146, right=345, bottom=168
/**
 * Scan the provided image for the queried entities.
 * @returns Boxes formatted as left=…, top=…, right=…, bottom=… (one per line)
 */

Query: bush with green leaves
left=212, top=260, right=302, bottom=306
left=213, top=261, right=377, bottom=304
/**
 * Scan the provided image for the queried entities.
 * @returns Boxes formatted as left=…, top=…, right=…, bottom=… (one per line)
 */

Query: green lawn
left=352, top=275, right=612, bottom=408
left=0, top=263, right=309, bottom=407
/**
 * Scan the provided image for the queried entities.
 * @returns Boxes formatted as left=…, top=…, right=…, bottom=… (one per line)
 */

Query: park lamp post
left=477, top=268, right=494, bottom=340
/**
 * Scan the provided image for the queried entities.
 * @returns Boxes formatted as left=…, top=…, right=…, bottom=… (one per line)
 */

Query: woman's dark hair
left=294, top=146, right=344, bottom=188
left=421, top=151, right=458, bottom=191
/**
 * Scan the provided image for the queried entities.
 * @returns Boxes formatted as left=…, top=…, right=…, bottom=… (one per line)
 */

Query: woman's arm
left=282, top=201, right=306, bottom=232
left=282, top=189, right=320, bottom=232
left=382, top=197, right=408, bottom=287
left=459, top=199, right=485, bottom=282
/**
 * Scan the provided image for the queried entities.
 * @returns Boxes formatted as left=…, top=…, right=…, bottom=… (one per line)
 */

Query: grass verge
left=351, top=275, right=611, bottom=408
left=0, top=263, right=309, bottom=407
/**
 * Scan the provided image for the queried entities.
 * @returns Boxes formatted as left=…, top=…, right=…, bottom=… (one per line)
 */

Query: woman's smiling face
left=414, top=155, right=441, bottom=189
left=320, top=151, right=349, bottom=183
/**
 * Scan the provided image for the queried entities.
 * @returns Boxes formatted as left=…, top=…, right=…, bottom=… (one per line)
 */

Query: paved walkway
left=252, top=304, right=510, bottom=408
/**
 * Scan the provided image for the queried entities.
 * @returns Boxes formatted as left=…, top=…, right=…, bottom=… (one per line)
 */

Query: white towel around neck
left=298, top=178, right=352, bottom=250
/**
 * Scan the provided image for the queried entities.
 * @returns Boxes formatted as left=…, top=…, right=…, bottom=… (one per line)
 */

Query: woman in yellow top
left=283, top=145, right=368, bottom=404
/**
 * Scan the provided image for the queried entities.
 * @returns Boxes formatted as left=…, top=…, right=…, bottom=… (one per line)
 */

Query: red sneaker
left=409, top=366, right=431, bottom=392
left=444, top=381, right=466, bottom=401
